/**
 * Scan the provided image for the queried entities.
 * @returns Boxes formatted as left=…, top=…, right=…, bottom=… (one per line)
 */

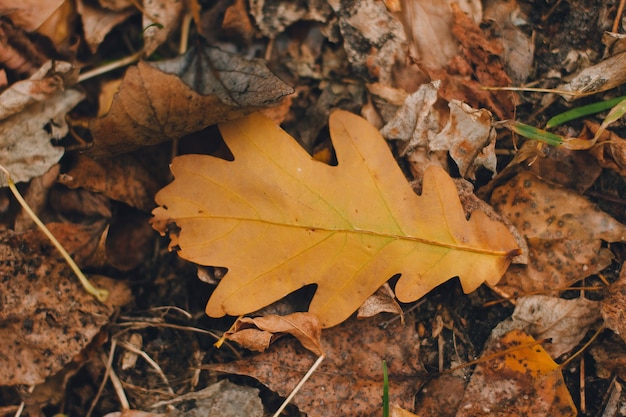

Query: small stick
left=0, top=165, right=109, bottom=302
left=272, top=354, right=325, bottom=417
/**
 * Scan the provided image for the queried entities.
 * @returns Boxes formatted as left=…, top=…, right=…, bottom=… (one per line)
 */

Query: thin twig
left=78, top=50, right=144, bottom=83
left=0, top=165, right=109, bottom=302
left=272, top=355, right=325, bottom=417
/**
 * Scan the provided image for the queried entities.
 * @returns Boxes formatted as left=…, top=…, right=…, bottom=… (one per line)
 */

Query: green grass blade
left=506, top=121, right=564, bottom=146
left=546, top=95, right=626, bottom=128
left=383, top=360, right=389, bottom=417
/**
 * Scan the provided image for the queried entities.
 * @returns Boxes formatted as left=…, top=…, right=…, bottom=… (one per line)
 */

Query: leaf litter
left=0, top=0, right=625, bottom=416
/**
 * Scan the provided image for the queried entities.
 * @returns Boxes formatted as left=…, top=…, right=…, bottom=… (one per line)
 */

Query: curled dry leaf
left=152, top=111, right=520, bottom=328
left=224, top=312, right=323, bottom=356
left=0, top=87, right=84, bottom=186
left=76, top=0, right=135, bottom=53
left=491, top=171, right=626, bottom=294
left=585, top=120, right=626, bottom=176
left=0, top=230, right=131, bottom=386
left=456, top=330, right=576, bottom=417
left=357, top=282, right=403, bottom=321
left=0, top=0, right=64, bottom=31
left=208, top=315, right=425, bottom=417
left=248, top=0, right=332, bottom=38
left=0, top=60, right=79, bottom=121
left=509, top=295, right=601, bottom=358
left=89, top=45, right=293, bottom=157
left=557, top=51, right=626, bottom=100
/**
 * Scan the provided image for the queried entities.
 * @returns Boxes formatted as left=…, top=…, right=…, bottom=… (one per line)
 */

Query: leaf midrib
left=176, top=214, right=513, bottom=256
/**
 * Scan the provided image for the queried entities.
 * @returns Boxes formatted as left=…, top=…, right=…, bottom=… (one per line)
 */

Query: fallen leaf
left=491, top=171, right=626, bottom=294
left=224, top=312, right=323, bottom=355
left=89, top=45, right=293, bottom=157
left=585, top=120, right=626, bottom=176
left=413, top=373, right=466, bottom=417
left=505, top=295, right=601, bottom=358
left=456, top=330, right=577, bottom=417
left=0, top=0, right=64, bottom=31
left=76, top=0, right=135, bottom=53
left=208, top=314, right=425, bottom=417
left=142, top=0, right=184, bottom=56
left=248, top=0, right=332, bottom=38
left=0, top=60, right=79, bottom=121
left=0, top=85, right=84, bottom=186
left=589, top=335, right=626, bottom=381
left=430, top=100, right=496, bottom=179
left=602, top=262, right=626, bottom=344
left=0, top=19, right=48, bottom=78
left=152, top=110, right=520, bottom=328
left=391, top=404, right=419, bottom=417
left=357, top=282, right=403, bottom=321
left=0, top=230, right=131, bottom=386
left=557, top=51, right=626, bottom=100
left=59, top=154, right=160, bottom=212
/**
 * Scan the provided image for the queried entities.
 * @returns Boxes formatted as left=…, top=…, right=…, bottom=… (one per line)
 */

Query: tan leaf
left=491, top=171, right=626, bottom=294
left=357, top=283, right=403, bottom=320
left=89, top=46, right=293, bottom=157
left=510, top=295, right=601, bottom=357
left=0, top=85, right=83, bottom=186
left=76, top=1, right=135, bottom=53
left=152, top=110, right=520, bottom=328
left=142, top=0, right=184, bottom=56
left=224, top=312, right=323, bottom=356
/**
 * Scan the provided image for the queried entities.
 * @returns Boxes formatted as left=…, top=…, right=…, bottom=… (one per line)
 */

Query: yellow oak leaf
left=151, top=110, right=520, bottom=328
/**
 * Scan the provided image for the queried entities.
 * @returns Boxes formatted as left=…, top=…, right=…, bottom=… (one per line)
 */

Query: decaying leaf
left=208, top=314, right=425, bottom=417
left=152, top=110, right=520, bottom=328
left=76, top=1, right=135, bottom=53
left=504, top=295, right=601, bottom=357
left=0, top=230, right=131, bottom=386
left=456, top=330, right=576, bottom=417
left=491, top=171, right=626, bottom=294
left=357, top=282, right=403, bottom=321
left=142, top=0, right=184, bottom=56
left=0, top=87, right=84, bottom=186
left=224, top=312, right=323, bottom=356
left=89, top=45, right=293, bottom=157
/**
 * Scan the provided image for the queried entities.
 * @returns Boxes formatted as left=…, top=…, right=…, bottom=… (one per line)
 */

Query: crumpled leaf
left=0, top=86, right=84, bottom=186
left=223, top=312, right=323, bottom=356
left=76, top=1, right=135, bottom=53
left=248, top=0, right=332, bottom=38
left=456, top=330, right=577, bottom=417
left=208, top=314, right=425, bottom=417
left=357, top=283, right=403, bottom=321
left=0, top=0, right=64, bottom=31
left=557, top=51, right=626, bottom=100
left=602, top=262, right=626, bottom=344
left=152, top=110, right=520, bottom=328
left=0, top=230, right=131, bottom=386
left=89, top=45, right=293, bottom=157
left=381, top=83, right=497, bottom=179
left=500, top=295, right=601, bottom=358
left=0, top=60, right=79, bottom=121
left=491, top=171, right=626, bottom=294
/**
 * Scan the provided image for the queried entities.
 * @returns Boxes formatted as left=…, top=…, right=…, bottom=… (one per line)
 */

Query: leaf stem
left=0, top=165, right=109, bottom=302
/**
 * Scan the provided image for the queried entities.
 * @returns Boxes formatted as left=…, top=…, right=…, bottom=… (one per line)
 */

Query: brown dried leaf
left=557, top=51, right=626, bottom=100
left=224, top=312, right=323, bottom=356
left=0, top=0, right=64, bottom=31
left=0, top=19, right=48, bottom=78
left=509, top=295, right=601, bottom=357
left=0, top=230, right=131, bottom=386
left=88, top=46, right=293, bottom=157
left=601, top=262, right=626, bottom=344
left=59, top=154, right=160, bottom=212
left=0, top=86, right=83, bottom=186
left=585, top=120, right=626, bottom=176
left=76, top=0, right=135, bottom=53
left=357, top=283, right=403, bottom=320
left=0, top=60, right=79, bottom=121
left=248, top=0, right=332, bottom=38
left=209, top=315, right=425, bottom=417
left=456, top=330, right=576, bottom=417
left=491, top=171, right=626, bottom=294
left=142, top=0, right=184, bottom=56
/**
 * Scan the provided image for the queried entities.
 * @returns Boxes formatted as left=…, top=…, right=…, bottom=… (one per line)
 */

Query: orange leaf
left=457, top=330, right=576, bottom=417
left=224, top=312, right=323, bottom=356
left=152, top=110, right=520, bottom=327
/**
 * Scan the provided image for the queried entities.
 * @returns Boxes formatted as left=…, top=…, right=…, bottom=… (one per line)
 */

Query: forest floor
left=0, top=0, right=625, bottom=416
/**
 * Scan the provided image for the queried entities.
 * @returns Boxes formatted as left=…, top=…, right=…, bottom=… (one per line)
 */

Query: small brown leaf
left=602, top=262, right=626, bottom=344
left=224, top=312, right=323, bottom=356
